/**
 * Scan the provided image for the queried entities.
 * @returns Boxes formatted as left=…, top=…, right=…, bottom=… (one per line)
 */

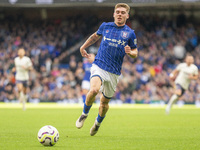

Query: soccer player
left=13, top=48, right=33, bottom=110
left=81, top=54, right=95, bottom=103
left=166, top=54, right=199, bottom=114
left=76, top=3, right=138, bottom=136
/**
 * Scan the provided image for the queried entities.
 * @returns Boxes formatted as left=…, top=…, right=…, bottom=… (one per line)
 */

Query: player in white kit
left=13, top=48, right=33, bottom=110
left=166, top=54, right=199, bottom=114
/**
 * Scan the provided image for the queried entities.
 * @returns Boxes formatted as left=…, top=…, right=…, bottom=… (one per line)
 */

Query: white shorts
left=90, top=64, right=119, bottom=99
left=81, top=80, right=90, bottom=90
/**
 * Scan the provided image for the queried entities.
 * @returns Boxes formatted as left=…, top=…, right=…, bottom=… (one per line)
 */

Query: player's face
left=113, top=7, right=129, bottom=26
left=186, top=56, right=194, bottom=65
left=18, top=49, right=25, bottom=57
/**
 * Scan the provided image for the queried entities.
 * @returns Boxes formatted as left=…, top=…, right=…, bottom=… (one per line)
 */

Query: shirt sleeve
left=27, top=58, right=33, bottom=67
left=194, top=66, right=199, bottom=75
left=14, top=58, right=16, bottom=66
left=128, top=30, right=137, bottom=49
left=96, top=22, right=105, bottom=36
left=176, top=63, right=183, bottom=71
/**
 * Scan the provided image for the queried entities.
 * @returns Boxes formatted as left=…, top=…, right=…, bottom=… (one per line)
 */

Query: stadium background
left=0, top=0, right=200, bottom=105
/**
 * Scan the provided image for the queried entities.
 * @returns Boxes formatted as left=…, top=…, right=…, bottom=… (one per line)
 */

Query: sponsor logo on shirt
left=103, top=36, right=126, bottom=47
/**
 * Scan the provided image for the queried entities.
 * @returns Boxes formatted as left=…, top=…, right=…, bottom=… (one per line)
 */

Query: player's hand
left=88, top=53, right=95, bottom=63
left=12, top=67, right=16, bottom=73
left=188, top=74, right=194, bottom=79
left=169, top=73, right=176, bottom=81
left=124, top=45, right=131, bottom=54
left=80, top=47, right=90, bottom=58
left=21, top=65, right=27, bottom=70
left=125, top=45, right=138, bottom=58
left=21, top=65, right=31, bottom=71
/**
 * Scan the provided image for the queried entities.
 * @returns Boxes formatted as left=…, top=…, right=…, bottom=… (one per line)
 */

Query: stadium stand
left=0, top=7, right=200, bottom=105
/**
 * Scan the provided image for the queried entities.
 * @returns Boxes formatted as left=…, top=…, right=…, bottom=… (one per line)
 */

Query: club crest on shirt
left=121, top=31, right=129, bottom=39
left=106, top=30, right=109, bottom=33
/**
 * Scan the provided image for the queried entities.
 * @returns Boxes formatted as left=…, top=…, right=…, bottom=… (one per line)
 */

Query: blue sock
left=97, top=113, right=105, bottom=123
left=83, top=103, right=92, bottom=115
left=82, top=95, right=86, bottom=103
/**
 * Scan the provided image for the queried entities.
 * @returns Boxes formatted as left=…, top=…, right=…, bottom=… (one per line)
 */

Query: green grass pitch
left=0, top=103, right=200, bottom=150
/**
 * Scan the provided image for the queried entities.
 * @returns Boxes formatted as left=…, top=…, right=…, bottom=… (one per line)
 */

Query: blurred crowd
left=0, top=12, right=200, bottom=104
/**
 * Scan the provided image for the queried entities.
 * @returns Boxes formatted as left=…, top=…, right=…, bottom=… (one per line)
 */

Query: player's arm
left=169, top=69, right=179, bottom=81
left=188, top=74, right=198, bottom=80
left=12, top=67, right=16, bottom=73
left=22, top=65, right=33, bottom=71
left=80, top=32, right=101, bottom=58
left=12, top=59, right=16, bottom=73
left=22, top=58, right=33, bottom=71
left=124, top=46, right=138, bottom=58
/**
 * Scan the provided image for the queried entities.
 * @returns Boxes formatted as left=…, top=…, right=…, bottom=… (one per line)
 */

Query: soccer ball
left=37, top=125, right=59, bottom=146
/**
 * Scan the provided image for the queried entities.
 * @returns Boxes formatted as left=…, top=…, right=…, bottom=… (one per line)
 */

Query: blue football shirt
left=94, top=22, right=137, bottom=75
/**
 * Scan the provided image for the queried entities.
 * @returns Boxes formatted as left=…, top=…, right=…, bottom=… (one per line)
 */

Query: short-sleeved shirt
left=175, top=63, right=198, bottom=90
left=94, top=22, right=137, bottom=75
left=14, top=56, right=32, bottom=80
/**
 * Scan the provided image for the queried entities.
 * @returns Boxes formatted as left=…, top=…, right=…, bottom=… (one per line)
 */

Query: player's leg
left=90, top=94, right=110, bottom=136
left=22, top=81, right=29, bottom=111
left=17, top=82, right=24, bottom=103
left=90, top=73, right=118, bottom=136
left=76, top=76, right=102, bottom=129
left=17, top=82, right=26, bottom=110
left=22, top=86, right=27, bottom=111
left=166, top=84, right=183, bottom=114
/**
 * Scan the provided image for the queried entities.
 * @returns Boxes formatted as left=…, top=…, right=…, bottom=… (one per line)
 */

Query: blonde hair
left=114, top=3, right=130, bottom=13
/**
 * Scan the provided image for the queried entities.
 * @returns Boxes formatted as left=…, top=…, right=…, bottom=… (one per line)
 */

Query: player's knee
left=17, top=84, right=23, bottom=91
left=175, top=90, right=181, bottom=97
left=89, top=88, right=99, bottom=96
left=18, top=88, right=23, bottom=92
left=100, top=101, right=109, bottom=109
